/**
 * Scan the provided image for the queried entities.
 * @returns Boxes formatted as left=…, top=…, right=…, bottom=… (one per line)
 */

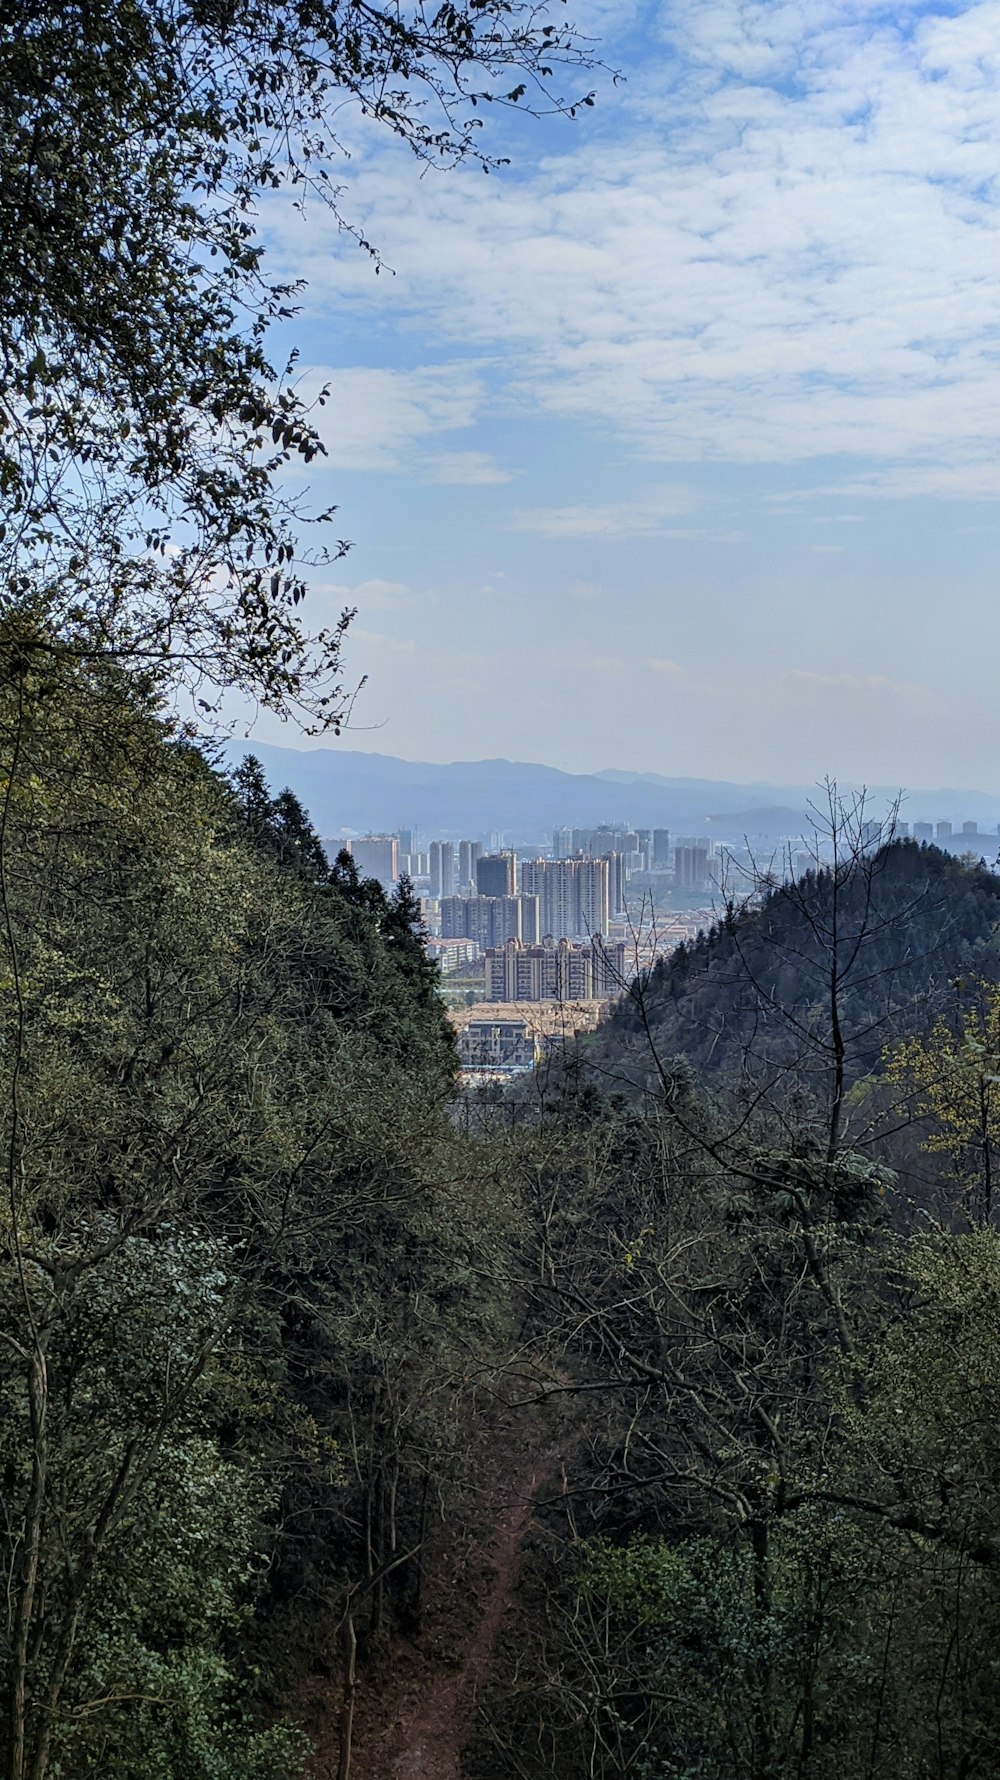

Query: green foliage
left=0, top=1232, right=303, bottom=1779
left=0, top=0, right=600, bottom=722
left=885, top=983, right=1000, bottom=1223
left=11, top=661, right=1000, bottom=1780
left=0, top=643, right=509, bottom=1778
left=0, top=3, right=604, bottom=1770
left=471, top=1036, right=1000, bottom=1780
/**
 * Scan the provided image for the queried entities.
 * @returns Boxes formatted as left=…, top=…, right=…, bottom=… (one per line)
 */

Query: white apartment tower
left=429, top=840, right=455, bottom=899
left=458, top=838, right=483, bottom=890
left=520, top=857, right=611, bottom=940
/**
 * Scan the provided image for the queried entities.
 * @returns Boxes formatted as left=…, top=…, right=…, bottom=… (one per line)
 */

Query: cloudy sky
left=247, top=0, right=1000, bottom=787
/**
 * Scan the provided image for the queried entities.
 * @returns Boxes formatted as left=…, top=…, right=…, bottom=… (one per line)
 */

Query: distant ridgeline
left=592, top=839, right=1000, bottom=1095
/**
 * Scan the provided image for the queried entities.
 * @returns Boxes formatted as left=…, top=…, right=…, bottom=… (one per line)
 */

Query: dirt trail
left=301, top=1413, right=571, bottom=1780
left=388, top=1454, right=551, bottom=1780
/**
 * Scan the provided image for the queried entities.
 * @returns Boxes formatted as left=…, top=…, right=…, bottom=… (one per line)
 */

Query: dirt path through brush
left=387, top=1451, right=556, bottom=1780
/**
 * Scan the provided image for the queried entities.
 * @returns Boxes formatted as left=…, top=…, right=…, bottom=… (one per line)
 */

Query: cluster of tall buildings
left=346, top=821, right=719, bottom=906
left=341, top=810, right=1000, bottom=1033
left=441, top=893, right=539, bottom=948
left=551, top=824, right=676, bottom=872
left=343, top=837, right=647, bottom=936
left=340, top=821, right=728, bottom=1006
left=444, top=855, right=624, bottom=946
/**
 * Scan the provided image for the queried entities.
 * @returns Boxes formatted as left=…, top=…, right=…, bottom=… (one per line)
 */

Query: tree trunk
left=336, top=1609, right=357, bottom=1780
left=750, top=1518, right=778, bottom=1780
left=7, top=1348, right=48, bottom=1780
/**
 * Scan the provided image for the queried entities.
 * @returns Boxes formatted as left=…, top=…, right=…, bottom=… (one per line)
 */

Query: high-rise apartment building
left=936, top=821, right=953, bottom=841
left=591, top=933, right=629, bottom=997
left=913, top=822, right=933, bottom=842
left=429, top=840, right=455, bottom=899
left=652, top=828, right=671, bottom=869
left=520, top=892, right=540, bottom=944
left=440, top=894, right=540, bottom=949
left=520, top=857, right=611, bottom=940
left=674, top=841, right=711, bottom=894
left=458, top=839, right=483, bottom=890
left=476, top=852, right=516, bottom=897
left=569, top=825, right=628, bottom=859
left=606, top=851, right=626, bottom=918
left=348, top=834, right=400, bottom=889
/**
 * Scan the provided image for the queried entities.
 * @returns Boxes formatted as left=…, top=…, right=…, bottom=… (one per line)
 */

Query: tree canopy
left=0, top=642, right=506, bottom=1779
left=0, top=0, right=599, bottom=723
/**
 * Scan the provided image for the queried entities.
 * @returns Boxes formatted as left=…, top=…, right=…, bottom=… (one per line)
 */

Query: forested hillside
left=463, top=820, right=1000, bottom=1779
left=0, top=650, right=521, bottom=1778
left=8, top=657, right=1000, bottom=1780
left=598, top=834, right=1000, bottom=1105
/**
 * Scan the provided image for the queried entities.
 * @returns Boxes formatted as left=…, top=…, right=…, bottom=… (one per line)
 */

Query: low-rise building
left=426, top=937, right=480, bottom=974
left=458, top=1018, right=538, bottom=1072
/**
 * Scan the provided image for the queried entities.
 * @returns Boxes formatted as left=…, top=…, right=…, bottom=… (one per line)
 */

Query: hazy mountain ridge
left=222, top=743, right=1000, bottom=844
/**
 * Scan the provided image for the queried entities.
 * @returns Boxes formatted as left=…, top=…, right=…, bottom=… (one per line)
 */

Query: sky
left=244, top=0, right=1000, bottom=788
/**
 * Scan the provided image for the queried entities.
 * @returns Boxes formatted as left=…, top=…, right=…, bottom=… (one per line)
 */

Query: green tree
left=0, top=1, right=601, bottom=723
left=0, top=1229, right=306, bottom=1780
left=885, top=982, right=1000, bottom=1225
left=473, top=1020, right=1000, bottom=1780
left=0, top=639, right=510, bottom=1778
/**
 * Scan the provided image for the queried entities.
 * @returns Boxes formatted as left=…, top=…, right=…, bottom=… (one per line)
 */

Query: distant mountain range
left=221, top=743, right=1000, bottom=847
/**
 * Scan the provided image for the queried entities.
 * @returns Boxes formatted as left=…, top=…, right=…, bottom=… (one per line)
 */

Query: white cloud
left=648, top=656, right=684, bottom=674
left=352, top=628, right=417, bottom=654
left=422, top=450, right=514, bottom=484
left=295, top=364, right=486, bottom=471
left=270, top=1, right=1000, bottom=494
left=784, top=669, right=936, bottom=704
left=515, top=487, right=698, bottom=537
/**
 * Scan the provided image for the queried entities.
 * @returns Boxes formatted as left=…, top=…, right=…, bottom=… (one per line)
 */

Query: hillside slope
left=595, top=841, right=1000, bottom=1103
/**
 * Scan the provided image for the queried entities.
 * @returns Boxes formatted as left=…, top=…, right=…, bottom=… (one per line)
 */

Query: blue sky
left=244, top=0, right=1000, bottom=788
